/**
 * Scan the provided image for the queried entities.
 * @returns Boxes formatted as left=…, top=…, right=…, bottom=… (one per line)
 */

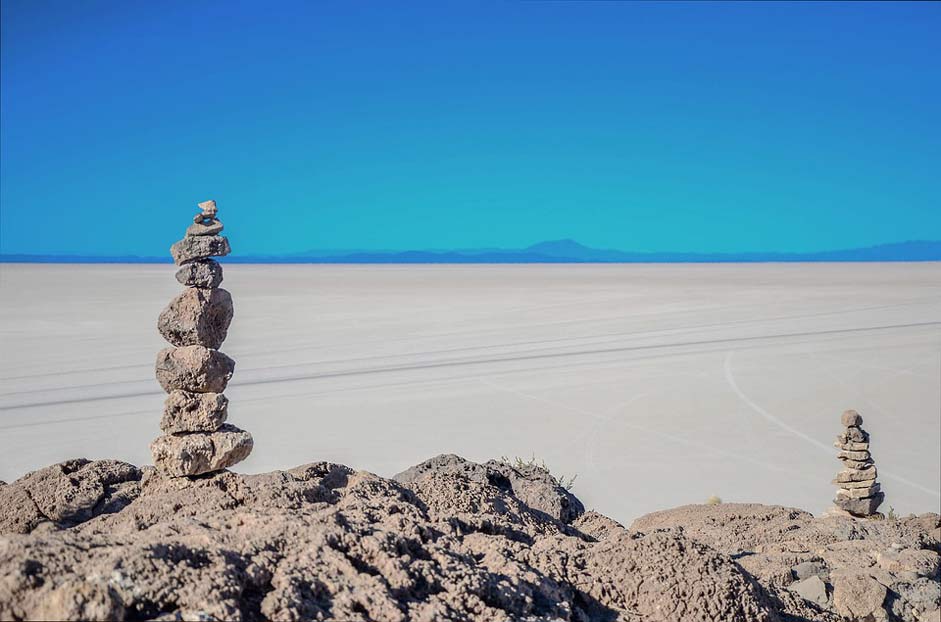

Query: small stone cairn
left=150, top=200, right=253, bottom=477
left=831, top=409, right=883, bottom=517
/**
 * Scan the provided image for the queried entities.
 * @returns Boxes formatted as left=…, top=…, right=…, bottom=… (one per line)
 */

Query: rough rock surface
left=175, top=260, right=223, bottom=289
left=154, top=345, right=235, bottom=393
left=150, top=425, right=253, bottom=476
left=170, top=235, right=230, bottom=265
left=1, top=456, right=938, bottom=622
left=630, top=503, right=941, bottom=622
left=157, top=287, right=234, bottom=349
left=186, top=219, right=224, bottom=237
left=394, top=454, right=585, bottom=524
left=0, top=459, right=141, bottom=534
left=160, top=391, right=228, bottom=433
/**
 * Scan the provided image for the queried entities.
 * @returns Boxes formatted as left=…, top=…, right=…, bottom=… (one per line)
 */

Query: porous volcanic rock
left=157, top=287, right=233, bottom=349
left=175, top=259, right=223, bottom=289
left=154, top=345, right=235, bottom=393
left=160, top=390, right=228, bottom=433
left=170, top=235, right=230, bottom=265
left=150, top=425, right=253, bottom=477
left=1, top=456, right=778, bottom=622
left=2, top=456, right=938, bottom=622
left=629, top=503, right=941, bottom=622
left=393, top=453, right=585, bottom=524
left=0, top=459, right=141, bottom=534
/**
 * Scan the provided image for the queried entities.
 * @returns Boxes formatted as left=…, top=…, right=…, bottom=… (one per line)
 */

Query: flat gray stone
left=170, top=235, right=230, bottom=265
left=838, top=449, right=871, bottom=462
left=834, top=477, right=880, bottom=489
left=834, top=467, right=877, bottom=483
left=175, top=260, right=223, bottom=288
left=186, top=218, right=224, bottom=237
left=157, top=287, right=233, bottom=349
left=836, top=483, right=881, bottom=499
left=790, top=575, right=829, bottom=608
left=833, top=441, right=869, bottom=451
left=160, top=390, right=228, bottom=433
left=155, top=346, right=235, bottom=394
left=792, top=560, right=828, bottom=581
left=150, top=424, right=253, bottom=477
left=841, top=458, right=875, bottom=470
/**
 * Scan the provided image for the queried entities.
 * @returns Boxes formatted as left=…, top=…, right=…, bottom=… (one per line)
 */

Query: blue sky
left=1, top=1, right=939, bottom=256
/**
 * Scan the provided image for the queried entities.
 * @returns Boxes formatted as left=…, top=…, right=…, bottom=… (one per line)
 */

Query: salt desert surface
left=1, top=263, right=938, bottom=522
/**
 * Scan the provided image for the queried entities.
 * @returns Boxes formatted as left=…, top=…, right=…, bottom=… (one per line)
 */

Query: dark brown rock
left=157, top=287, right=233, bottom=349
left=834, top=491, right=885, bottom=516
left=175, top=260, right=223, bottom=288
left=154, top=345, right=235, bottom=393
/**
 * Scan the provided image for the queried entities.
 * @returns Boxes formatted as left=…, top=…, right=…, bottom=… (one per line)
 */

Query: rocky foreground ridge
left=0, top=454, right=938, bottom=622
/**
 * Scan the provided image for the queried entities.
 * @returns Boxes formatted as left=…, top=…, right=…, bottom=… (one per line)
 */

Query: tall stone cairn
left=831, top=409, right=883, bottom=517
left=150, top=200, right=253, bottom=477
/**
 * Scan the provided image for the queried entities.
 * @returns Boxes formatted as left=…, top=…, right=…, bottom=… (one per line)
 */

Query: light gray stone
left=836, top=483, right=881, bottom=499
left=834, top=467, right=877, bottom=483
left=838, top=449, right=871, bottom=462
left=792, top=560, right=828, bottom=581
left=790, top=575, right=829, bottom=607
left=833, top=441, right=870, bottom=451
left=186, top=219, right=224, bottom=237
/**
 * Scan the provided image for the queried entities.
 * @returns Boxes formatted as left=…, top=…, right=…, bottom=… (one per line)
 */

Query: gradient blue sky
left=1, top=1, right=939, bottom=256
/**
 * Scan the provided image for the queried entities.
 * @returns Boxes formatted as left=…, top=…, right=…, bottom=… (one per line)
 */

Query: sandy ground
left=0, top=263, right=938, bottom=523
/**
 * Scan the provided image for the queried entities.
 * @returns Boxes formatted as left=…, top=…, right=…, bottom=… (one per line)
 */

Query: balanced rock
left=840, top=426, right=869, bottom=443
left=155, top=345, right=235, bottom=393
left=161, top=391, right=228, bottom=433
left=175, top=259, right=223, bottom=288
left=838, top=450, right=871, bottom=462
left=186, top=219, right=224, bottom=237
left=152, top=200, right=251, bottom=479
left=170, top=235, right=230, bottom=265
left=157, top=287, right=233, bottom=349
left=837, top=483, right=881, bottom=499
left=831, top=410, right=883, bottom=518
left=150, top=425, right=253, bottom=477
left=841, top=409, right=863, bottom=427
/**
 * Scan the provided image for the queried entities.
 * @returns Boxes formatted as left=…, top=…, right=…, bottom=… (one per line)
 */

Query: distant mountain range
left=3, top=240, right=940, bottom=264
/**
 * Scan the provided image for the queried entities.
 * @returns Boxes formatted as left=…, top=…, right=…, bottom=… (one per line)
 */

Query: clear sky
left=1, top=1, right=939, bottom=256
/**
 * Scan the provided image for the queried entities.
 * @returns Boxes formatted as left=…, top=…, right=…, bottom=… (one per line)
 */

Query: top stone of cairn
left=171, top=200, right=230, bottom=264
left=840, top=409, right=863, bottom=428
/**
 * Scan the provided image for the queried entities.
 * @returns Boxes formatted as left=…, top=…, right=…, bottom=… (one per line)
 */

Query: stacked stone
left=150, top=200, right=253, bottom=477
left=831, top=409, right=883, bottom=517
